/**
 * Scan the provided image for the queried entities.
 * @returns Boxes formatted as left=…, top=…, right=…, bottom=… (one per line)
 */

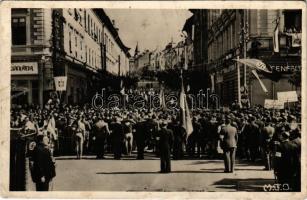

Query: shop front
left=249, top=56, right=301, bottom=106
left=11, top=62, right=40, bottom=106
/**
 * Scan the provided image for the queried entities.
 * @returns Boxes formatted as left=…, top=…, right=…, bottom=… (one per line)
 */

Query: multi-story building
left=206, top=9, right=302, bottom=106
left=11, top=8, right=130, bottom=106
left=182, top=9, right=209, bottom=90
left=11, top=8, right=54, bottom=106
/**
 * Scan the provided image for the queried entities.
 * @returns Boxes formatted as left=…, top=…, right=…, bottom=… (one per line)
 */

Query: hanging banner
left=54, top=76, right=67, bottom=91
left=210, top=74, right=215, bottom=93
left=277, top=91, right=298, bottom=102
left=264, top=99, right=284, bottom=109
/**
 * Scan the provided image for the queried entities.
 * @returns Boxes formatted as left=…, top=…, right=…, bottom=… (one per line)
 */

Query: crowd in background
left=10, top=92, right=301, bottom=191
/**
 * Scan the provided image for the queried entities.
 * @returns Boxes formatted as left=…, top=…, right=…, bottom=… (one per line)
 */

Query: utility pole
left=243, top=9, right=247, bottom=87
left=118, top=54, right=121, bottom=76
left=237, top=55, right=242, bottom=108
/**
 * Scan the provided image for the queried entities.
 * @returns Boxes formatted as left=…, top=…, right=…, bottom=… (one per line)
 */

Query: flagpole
left=237, top=55, right=242, bottom=108
left=243, top=9, right=247, bottom=87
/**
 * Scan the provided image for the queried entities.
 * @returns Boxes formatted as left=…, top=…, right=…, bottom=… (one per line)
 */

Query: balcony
left=11, top=44, right=51, bottom=56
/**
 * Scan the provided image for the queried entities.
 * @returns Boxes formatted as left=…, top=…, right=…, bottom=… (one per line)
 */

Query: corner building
left=207, top=9, right=301, bottom=106
left=11, top=8, right=130, bottom=106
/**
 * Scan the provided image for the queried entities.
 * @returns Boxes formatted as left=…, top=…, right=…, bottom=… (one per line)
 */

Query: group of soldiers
left=10, top=97, right=301, bottom=191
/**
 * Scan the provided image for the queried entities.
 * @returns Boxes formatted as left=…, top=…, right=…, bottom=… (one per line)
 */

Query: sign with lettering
left=270, top=65, right=301, bottom=73
left=277, top=91, right=298, bottom=103
left=54, top=76, right=67, bottom=91
left=11, top=62, right=38, bottom=75
left=264, top=99, right=284, bottom=109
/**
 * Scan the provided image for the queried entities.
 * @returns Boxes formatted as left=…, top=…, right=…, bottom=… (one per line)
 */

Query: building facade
left=11, top=8, right=130, bottom=106
left=206, top=9, right=301, bottom=106
left=11, top=8, right=53, bottom=106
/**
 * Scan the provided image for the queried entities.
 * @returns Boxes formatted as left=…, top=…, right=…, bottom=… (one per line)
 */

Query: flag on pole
left=159, top=86, right=166, bottom=109
left=233, top=58, right=282, bottom=82
left=233, top=58, right=272, bottom=73
left=251, top=69, right=268, bottom=93
left=210, top=74, right=215, bottom=93
left=273, top=18, right=280, bottom=53
left=233, top=59, right=269, bottom=93
left=179, top=76, right=193, bottom=139
left=184, top=45, right=188, bottom=70
left=120, top=80, right=125, bottom=95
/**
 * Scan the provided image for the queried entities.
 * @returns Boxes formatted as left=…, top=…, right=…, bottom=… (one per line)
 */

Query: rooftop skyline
left=104, top=9, right=193, bottom=54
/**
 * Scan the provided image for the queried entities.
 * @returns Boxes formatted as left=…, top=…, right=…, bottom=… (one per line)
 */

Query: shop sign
left=264, top=99, right=284, bottom=109
left=12, top=62, right=38, bottom=75
left=54, top=76, right=67, bottom=91
left=277, top=91, right=298, bottom=103
left=270, top=65, right=301, bottom=73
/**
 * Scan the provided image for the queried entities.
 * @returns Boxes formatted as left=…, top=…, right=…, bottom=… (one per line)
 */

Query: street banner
left=264, top=99, right=284, bottom=109
left=54, top=76, right=67, bottom=91
left=273, top=18, right=280, bottom=53
left=179, top=78, right=193, bottom=139
left=277, top=91, right=298, bottom=102
left=184, top=45, right=188, bottom=70
left=210, top=74, right=215, bottom=93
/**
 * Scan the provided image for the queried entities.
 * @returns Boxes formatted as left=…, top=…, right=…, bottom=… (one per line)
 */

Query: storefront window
left=284, top=10, right=301, bottom=32
left=12, top=17, right=27, bottom=45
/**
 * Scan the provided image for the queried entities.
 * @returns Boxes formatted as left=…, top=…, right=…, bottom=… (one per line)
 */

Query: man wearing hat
left=30, top=135, right=56, bottom=191
left=220, top=117, right=238, bottom=173
left=110, top=116, right=124, bottom=159
left=157, top=120, right=174, bottom=173
left=273, top=126, right=293, bottom=188
left=93, top=116, right=110, bottom=159
left=261, top=118, right=275, bottom=170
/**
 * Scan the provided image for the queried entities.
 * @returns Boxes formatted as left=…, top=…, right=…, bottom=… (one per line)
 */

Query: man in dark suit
left=134, top=118, right=146, bottom=159
left=261, top=118, right=275, bottom=170
left=93, top=116, right=110, bottom=159
left=158, top=121, right=174, bottom=173
left=110, top=117, right=124, bottom=159
left=221, top=117, right=238, bottom=173
left=30, top=135, right=56, bottom=191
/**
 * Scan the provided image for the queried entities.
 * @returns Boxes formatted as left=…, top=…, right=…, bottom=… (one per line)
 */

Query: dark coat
left=158, top=127, right=174, bottom=154
left=30, top=143, right=55, bottom=183
left=110, top=122, right=124, bottom=142
left=221, top=124, right=238, bottom=149
left=134, top=121, right=147, bottom=146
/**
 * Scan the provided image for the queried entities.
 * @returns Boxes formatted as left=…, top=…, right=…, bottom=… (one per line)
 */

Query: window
left=90, top=19, right=93, bottom=36
left=88, top=15, right=90, bottom=33
left=84, top=11, right=87, bottom=30
left=89, top=48, right=91, bottom=65
left=85, top=45, right=87, bottom=62
left=12, top=17, right=27, bottom=45
left=69, top=31, right=72, bottom=53
left=75, top=35, right=77, bottom=47
left=284, top=10, right=302, bottom=32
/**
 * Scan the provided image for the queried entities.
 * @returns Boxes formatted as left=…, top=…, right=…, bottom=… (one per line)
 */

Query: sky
left=104, top=9, right=192, bottom=54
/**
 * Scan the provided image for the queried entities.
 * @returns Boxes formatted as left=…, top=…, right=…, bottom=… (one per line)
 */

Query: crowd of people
left=10, top=92, right=301, bottom=191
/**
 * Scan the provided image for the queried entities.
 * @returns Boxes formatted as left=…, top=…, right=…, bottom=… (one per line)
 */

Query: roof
left=182, top=15, right=194, bottom=33
left=93, top=9, right=131, bottom=57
